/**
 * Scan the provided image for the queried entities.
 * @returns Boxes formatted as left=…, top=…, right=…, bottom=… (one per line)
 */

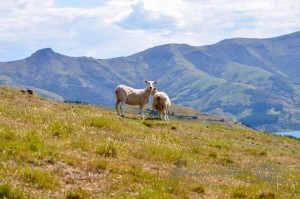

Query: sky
left=1, top=0, right=300, bottom=61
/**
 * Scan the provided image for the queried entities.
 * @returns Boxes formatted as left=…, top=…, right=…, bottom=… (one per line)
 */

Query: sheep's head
left=145, top=80, right=157, bottom=91
left=151, top=88, right=158, bottom=95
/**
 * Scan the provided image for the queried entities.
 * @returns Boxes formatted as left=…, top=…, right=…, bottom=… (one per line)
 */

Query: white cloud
left=0, top=0, right=300, bottom=61
left=117, top=2, right=178, bottom=31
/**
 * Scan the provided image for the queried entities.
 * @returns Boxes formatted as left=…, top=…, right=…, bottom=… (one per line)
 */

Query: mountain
left=1, top=31, right=300, bottom=132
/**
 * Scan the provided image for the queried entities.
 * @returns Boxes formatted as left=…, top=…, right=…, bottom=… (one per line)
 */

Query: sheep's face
left=151, top=88, right=158, bottom=95
left=145, top=80, right=157, bottom=91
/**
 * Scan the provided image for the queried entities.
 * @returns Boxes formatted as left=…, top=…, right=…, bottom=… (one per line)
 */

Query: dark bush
left=239, top=114, right=279, bottom=128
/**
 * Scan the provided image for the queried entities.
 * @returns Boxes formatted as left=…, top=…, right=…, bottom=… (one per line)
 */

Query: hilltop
left=0, top=87, right=299, bottom=198
left=1, top=31, right=300, bottom=132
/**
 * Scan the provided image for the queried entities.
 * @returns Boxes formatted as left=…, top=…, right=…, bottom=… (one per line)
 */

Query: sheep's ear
left=145, top=80, right=148, bottom=83
left=153, top=81, right=158, bottom=84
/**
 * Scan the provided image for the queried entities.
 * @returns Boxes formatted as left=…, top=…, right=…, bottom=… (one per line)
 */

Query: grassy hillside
left=105, top=104, right=239, bottom=128
left=0, top=87, right=299, bottom=199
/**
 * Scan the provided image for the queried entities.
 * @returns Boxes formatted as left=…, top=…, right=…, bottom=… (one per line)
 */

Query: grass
left=20, top=167, right=59, bottom=189
left=0, top=87, right=299, bottom=198
left=0, top=184, right=24, bottom=198
left=104, top=103, right=238, bottom=127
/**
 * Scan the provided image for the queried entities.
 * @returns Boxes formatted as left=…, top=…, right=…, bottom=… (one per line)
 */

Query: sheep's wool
left=155, top=103, right=164, bottom=112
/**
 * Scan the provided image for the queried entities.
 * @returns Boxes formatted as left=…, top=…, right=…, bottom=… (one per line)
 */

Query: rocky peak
left=31, top=48, right=56, bottom=57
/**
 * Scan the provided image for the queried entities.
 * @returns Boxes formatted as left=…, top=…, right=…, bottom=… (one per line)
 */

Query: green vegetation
left=0, top=87, right=299, bottom=198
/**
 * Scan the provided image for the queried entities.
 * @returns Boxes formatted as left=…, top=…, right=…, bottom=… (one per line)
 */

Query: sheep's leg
left=166, top=109, right=169, bottom=121
left=120, top=102, right=125, bottom=117
left=115, top=101, right=121, bottom=116
left=163, top=110, right=167, bottom=121
left=151, top=109, right=154, bottom=119
left=139, top=104, right=144, bottom=120
left=151, top=105, right=157, bottom=119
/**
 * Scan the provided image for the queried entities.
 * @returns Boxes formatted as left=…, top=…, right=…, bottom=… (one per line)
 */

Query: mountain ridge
left=1, top=31, right=300, bottom=132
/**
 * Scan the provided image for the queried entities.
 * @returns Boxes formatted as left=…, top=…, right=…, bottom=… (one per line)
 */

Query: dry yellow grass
left=0, top=87, right=299, bottom=198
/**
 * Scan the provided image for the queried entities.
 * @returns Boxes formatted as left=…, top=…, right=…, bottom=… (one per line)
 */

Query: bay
left=275, top=131, right=300, bottom=139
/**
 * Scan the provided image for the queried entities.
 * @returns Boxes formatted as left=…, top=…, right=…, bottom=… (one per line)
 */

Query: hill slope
left=0, top=88, right=299, bottom=198
left=1, top=32, right=300, bottom=132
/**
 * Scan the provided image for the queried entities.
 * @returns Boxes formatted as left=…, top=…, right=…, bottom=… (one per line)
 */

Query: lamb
left=151, top=88, right=171, bottom=121
left=115, top=80, right=158, bottom=119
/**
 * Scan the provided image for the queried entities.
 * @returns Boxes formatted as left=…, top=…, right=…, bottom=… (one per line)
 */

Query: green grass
left=0, top=184, right=25, bottom=199
left=20, top=167, right=59, bottom=189
left=0, top=87, right=299, bottom=198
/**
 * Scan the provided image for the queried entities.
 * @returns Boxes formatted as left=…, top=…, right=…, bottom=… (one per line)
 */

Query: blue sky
left=1, top=0, right=300, bottom=61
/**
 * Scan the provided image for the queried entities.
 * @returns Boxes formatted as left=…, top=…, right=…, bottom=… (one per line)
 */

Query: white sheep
left=115, top=80, right=158, bottom=119
left=151, top=88, right=171, bottom=121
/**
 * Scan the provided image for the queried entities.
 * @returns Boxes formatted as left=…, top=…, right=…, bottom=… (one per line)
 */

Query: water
left=274, top=131, right=300, bottom=139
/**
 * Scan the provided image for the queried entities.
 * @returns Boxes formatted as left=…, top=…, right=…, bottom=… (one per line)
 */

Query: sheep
left=115, top=80, right=158, bottom=119
left=151, top=88, right=171, bottom=121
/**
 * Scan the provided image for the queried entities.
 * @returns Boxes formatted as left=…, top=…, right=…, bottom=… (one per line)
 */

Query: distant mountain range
left=1, top=31, right=300, bottom=132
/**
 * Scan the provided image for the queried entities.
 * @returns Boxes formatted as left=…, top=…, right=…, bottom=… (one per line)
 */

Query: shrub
left=231, top=186, right=248, bottom=198
left=96, top=161, right=109, bottom=172
left=66, top=188, right=89, bottom=199
left=245, top=148, right=267, bottom=156
left=258, top=192, right=276, bottom=199
left=0, top=184, right=10, bottom=198
left=0, top=124, right=16, bottom=141
left=96, top=142, right=118, bottom=158
left=50, top=121, right=76, bottom=138
left=239, top=114, right=279, bottom=128
left=209, top=152, right=218, bottom=158
left=0, top=184, right=23, bottom=199
left=192, top=185, right=205, bottom=194
left=175, top=159, right=187, bottom=167
left=20, top=168, right=59, bottom=189
left=143, top=121, right=153, bottom=128
left=220, top=156, right=234, bottom=165
left=209, top=140, right=232, bottom=150
left=171, top=126, right=177, bottom=130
